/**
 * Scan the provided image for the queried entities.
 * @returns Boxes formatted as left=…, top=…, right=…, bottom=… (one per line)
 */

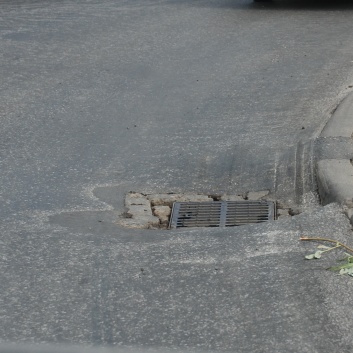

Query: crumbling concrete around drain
left=118, top=193, right=214, bottom=229
left=119, top=193, right=160, bottom=229
left=152, top=206, right=171, bottom=227
left=117, top=190, right=294, bottom=230
left=147, top=194, right=212, bottom=207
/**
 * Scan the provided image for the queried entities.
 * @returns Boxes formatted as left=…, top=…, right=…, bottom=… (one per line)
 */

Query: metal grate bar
left=219, top=202, right=228, bottom=227
left=169, top=201, right=275, bottom=229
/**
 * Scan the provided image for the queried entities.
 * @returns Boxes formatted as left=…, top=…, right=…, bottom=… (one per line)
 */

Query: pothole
left=118, top=191, right=300, bottom=230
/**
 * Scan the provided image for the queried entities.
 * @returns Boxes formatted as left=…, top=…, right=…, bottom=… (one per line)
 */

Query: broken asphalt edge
left=316, top=92, right=353, bottom=224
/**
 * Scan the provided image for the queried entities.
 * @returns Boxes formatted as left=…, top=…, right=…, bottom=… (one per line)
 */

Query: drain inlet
left=169, top=200, right=275, bottom=229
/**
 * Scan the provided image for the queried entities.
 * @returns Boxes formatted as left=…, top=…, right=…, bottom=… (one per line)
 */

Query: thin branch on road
left=300, top=236, right=353, bottom=254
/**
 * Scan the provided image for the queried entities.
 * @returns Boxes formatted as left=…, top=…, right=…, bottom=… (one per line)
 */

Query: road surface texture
left=2, top=0, right=353, bottom=352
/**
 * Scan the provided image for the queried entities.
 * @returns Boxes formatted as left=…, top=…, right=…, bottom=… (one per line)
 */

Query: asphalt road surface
left=2, top=0, right=353, bottom=352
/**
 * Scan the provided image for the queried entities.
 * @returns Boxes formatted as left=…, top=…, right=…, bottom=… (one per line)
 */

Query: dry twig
left=300, top=236, right=353, bottom=255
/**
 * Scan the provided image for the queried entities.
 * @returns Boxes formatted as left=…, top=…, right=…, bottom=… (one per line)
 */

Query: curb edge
left=316, top=92, right=353, bottom=224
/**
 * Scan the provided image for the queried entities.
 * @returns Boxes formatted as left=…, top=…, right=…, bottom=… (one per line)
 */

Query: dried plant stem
left=300, top=236, right=353, bottom=255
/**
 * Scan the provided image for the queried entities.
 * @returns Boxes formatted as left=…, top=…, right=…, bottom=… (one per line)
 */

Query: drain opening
left=169, top=201, right=275, bottom=229
left=118, top=192, right=297, bottom=229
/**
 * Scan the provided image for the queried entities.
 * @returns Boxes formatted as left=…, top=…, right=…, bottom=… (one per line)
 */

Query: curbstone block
left=321, top=94, right=353, bottom=138
left=316, top=159, right=353, bottom=206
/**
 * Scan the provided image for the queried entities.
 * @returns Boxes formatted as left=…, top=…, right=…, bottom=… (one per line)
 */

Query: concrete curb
left=321, top=93, right=353, bottom=138
left=316, top=93, right=353, bottom=223
left=317, top=159, right=353, bottom=205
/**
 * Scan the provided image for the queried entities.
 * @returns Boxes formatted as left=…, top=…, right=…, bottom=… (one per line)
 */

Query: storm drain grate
left=169, top=201, right=275, bottom=229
